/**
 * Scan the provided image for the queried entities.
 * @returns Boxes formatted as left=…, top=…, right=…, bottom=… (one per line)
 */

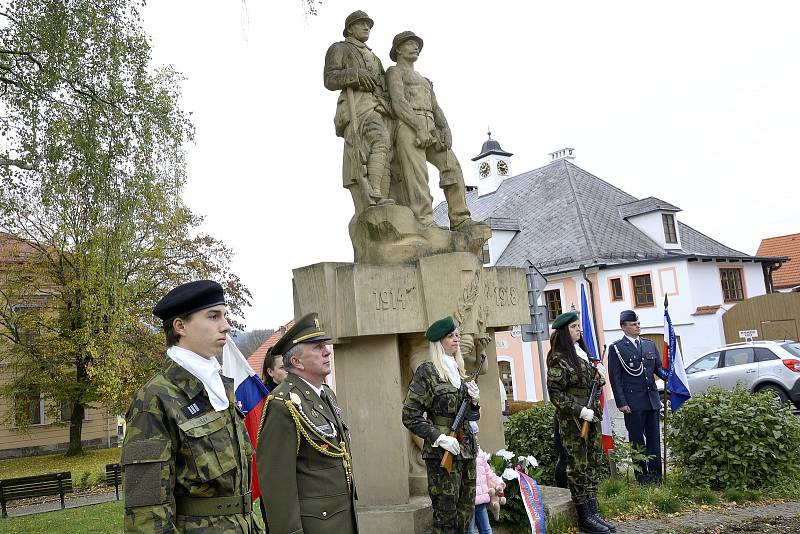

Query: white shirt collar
left=167, top=345, right=229, bottom=412
left=297, top=375, right=324, bottom=398
left=625, top=335, right=641, bottom=345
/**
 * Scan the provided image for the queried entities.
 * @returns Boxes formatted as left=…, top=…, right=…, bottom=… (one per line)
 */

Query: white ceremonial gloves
left=579, top=407, right=595, bottom=422
left=466, top=381, right=480, bottom=404
left=434, top=434, right=461, bottom=456
left=594, top=363, right=608, bottom=382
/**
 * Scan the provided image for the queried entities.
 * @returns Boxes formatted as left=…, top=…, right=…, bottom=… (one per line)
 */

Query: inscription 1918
left=372, top=288, right=414, bottom=311
left=484, top=285, right=519, bottom=307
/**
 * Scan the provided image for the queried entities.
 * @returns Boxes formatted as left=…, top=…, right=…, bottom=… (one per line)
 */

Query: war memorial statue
left=296, top=11, right=529, bottom=532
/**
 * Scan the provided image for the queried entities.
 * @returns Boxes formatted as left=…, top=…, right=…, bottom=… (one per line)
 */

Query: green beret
left=425, top=316, right=456, bottom=342
left=551, top=311, right=578, bottom=330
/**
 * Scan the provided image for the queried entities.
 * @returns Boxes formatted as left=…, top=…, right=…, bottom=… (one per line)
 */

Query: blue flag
left=580, top=283, right=598, bottom=360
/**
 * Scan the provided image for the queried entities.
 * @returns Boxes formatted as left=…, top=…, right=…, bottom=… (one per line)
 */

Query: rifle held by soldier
left=441, top=353, right=486, bottom=474
left=580, top=371, right=602, bottom=440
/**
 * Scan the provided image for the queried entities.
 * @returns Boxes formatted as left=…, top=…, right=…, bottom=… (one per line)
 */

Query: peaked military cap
left=551, top=311, right=579, bottom=331
left=271, top=312, right=331, bottom=356
left=343, top=10, right=374, bottom=38
left=153, top=280, right=225, bottom=327
left=425, top=316, right=456, bottom=342
left=620, top=309, right=639, bottom=324
left=390, top=30, right=424, bottom=61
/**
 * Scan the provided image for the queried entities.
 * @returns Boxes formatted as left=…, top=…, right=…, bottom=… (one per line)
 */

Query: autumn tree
left=0, top=0, right=250, bottom=454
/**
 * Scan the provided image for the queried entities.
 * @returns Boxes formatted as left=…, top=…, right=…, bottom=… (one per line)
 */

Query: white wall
left=626, top=211, right=682, bottom=250
left=487, top=229, right=517, bottom=267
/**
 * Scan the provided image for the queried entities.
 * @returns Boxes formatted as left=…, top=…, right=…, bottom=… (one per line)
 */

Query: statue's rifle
left=440, top=353, right=486, bottom=474
left=344, top=87, right=375, bottom=203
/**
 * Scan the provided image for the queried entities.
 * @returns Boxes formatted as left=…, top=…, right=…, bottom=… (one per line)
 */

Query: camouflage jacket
left=402, top=361, right=480, bottom=460
left=547, top=352, right=605, bottom=435
left=257, top=374, right=357, bottom=534
left=121, top=357, right=264, bottom=533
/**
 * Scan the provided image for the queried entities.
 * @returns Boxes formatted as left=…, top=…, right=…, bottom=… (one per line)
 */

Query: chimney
left=549, top=147, right=575, bottom=162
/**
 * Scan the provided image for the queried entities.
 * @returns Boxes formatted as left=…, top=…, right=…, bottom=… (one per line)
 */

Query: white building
left=434, top=136, right=785, bottom=402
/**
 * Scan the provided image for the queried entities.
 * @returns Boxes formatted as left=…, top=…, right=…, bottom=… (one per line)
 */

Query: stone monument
left=301, top=12, right=530, bottom=533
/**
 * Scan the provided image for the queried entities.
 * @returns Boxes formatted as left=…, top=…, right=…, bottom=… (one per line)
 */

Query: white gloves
left=594, top=363, right=608, bottom=381
left=434, top=434, right=461, bottom=455
left=466, top=381, right=480, bottom=404
left=579, top=407, right=595, bottom=422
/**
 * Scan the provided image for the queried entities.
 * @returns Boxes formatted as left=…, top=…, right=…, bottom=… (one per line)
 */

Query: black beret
left=271, top=313, right=331, bottom=356
left=425, top=316, right=456, bottom=342
left=551, top=311, right=579, bottom=330
left=620, top=310, right=638, bottom=324
left=153, top=280, right=225, bottom=326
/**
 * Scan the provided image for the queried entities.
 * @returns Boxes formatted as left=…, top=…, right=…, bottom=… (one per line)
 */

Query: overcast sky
left=141, top=1, right=799, bottom=330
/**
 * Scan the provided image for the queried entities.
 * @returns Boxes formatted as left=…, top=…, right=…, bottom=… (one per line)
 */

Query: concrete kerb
left=3, top=488, right=119, bottom=518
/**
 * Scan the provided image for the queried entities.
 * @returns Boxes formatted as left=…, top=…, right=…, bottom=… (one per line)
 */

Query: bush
left=504, top=403, right=557, bottom=485
left=669, top=387, right=800, bottom=490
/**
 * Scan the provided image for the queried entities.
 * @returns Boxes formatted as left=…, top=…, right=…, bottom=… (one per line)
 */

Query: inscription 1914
left=372, top=287, right=414, bottom=311
left=484, top=285, right=519, bottom=307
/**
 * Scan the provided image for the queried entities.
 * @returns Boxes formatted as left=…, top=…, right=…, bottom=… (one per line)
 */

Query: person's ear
left=173, top=317, right=187, bottom=337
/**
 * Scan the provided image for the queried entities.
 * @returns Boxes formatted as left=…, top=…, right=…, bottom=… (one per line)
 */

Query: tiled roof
left=757, top=233, right=800, bottom=289
left=433, top=159, right=758, bottom=274
left=618, top=197, right=681, bottom=219
left=247, top=320, right=294, bottom=376
left=0, top=232, right=38, bottom=263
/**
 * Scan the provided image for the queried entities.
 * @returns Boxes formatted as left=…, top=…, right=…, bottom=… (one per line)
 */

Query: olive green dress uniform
left=257, top=374, right=357, bottom=534
left=547, top=350, right=605, bottom=505
left=122, top=358, right=264, bottom=533
left=402, top=361, right=479, bottom=533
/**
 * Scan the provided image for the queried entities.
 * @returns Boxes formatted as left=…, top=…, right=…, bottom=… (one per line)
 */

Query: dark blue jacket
left=608, top=337, right=667, bottom=411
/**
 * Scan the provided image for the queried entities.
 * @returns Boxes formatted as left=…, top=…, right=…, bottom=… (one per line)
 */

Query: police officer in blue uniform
left=608, top=310, right=667, bottom=485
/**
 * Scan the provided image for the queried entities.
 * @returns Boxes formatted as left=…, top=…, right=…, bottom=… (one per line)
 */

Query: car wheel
left=756, top=384, right=789, bottom=405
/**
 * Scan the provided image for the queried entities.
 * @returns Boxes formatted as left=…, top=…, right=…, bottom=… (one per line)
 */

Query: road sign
left=738, top=329, right=758, bottom=340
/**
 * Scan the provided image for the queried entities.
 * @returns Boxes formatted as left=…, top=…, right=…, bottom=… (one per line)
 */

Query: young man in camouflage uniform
left=402, top=316, right=481, bottom=533
left=121, top=280, right=263, bottom=533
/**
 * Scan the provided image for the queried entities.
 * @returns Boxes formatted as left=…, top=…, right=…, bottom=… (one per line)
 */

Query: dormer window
left=663, top=214, right=678, bottom=244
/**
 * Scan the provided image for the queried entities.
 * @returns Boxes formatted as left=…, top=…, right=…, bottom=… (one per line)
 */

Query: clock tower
left=471, top=130, right=513, bottom=197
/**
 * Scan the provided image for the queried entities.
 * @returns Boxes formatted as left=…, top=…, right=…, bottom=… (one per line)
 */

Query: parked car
left=684, top=341, right=800, bottom=407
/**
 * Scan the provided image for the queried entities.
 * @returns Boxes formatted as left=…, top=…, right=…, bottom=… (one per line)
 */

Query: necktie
left=635, top=339, right=641, bottom=352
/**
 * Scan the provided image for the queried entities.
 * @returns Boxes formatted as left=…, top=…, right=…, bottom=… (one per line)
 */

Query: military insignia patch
left=290, top=392, right=302, bottom=405
left=181, top=399, right=212, bottom=419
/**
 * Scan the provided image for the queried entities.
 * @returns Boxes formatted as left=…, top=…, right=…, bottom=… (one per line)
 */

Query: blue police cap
left=620, top=310, right=638, bottom=324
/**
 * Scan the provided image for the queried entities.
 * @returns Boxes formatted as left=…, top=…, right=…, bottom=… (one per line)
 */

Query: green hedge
left=504, top=403, right=557, bottom=486
left=669, top=387, right=800, bottom=490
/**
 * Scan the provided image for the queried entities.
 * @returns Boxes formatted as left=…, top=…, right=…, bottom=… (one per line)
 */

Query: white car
left=684, top=341, right=800, bottom=407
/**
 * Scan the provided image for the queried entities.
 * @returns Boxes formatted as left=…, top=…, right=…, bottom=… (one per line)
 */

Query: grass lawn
left=2, top=501, right=123, bottom=534
left=0, top=448, right=120, bottom=488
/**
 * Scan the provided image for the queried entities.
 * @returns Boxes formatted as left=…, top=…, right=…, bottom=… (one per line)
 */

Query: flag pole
left=662, top=294, right=669, bottom=482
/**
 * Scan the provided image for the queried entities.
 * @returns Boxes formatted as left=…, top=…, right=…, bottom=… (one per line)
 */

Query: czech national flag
left=580, top=283, right=614, bottom=453
left=663, top=296, right=691, bottom=411
left=223, top=335, right=270, bottom=500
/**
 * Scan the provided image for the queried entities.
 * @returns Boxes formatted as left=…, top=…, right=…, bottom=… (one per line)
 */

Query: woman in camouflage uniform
left=402, top=316, right=481, bottom=534
left=546, top=311, right=615, bottom=534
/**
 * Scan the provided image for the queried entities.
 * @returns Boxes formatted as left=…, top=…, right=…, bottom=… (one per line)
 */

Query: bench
left=0, top=471, right=73, bottom=518
left=105, top=463, right=122, bottom=500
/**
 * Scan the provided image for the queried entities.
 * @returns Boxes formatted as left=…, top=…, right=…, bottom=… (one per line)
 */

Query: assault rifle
left=580, top=367, right=603, bottom=440
left=440, top=353, right=486, bottom=474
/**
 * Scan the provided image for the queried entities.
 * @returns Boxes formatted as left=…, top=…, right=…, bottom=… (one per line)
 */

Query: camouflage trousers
left=558, top=415, right=603, bottom=504
left=425, top=458, right=476, bottom=534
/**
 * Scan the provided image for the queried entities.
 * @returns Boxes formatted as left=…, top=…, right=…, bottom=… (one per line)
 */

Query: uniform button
left=322, top=511, right=327, bottom=517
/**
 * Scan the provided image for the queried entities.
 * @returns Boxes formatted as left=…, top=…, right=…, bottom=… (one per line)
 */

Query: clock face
left=497, top=160, right=509, bottom=176
left=479, top=162, right=490, bottom=178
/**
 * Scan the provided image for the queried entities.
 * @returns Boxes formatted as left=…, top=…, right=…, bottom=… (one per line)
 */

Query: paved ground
left=4, top=488, right=119, bottom=517
left=611, top=501, right=800, bottom=534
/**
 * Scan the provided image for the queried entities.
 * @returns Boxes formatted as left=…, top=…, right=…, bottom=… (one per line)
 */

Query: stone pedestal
left=292, top=252, right=529, bottom=532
